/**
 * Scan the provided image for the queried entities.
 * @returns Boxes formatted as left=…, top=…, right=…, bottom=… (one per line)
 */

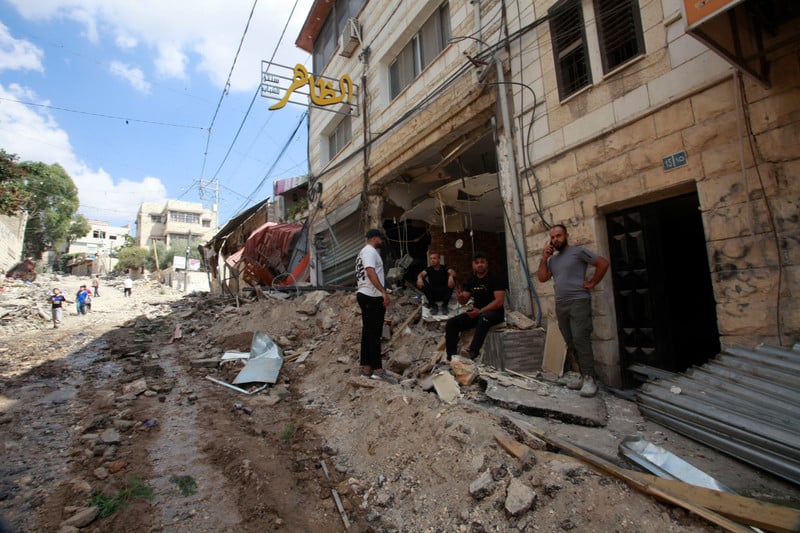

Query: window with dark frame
left=389, top=2, right=451, bottom=100
left=549, top=0, right=591, bottom=100
left=595, top=0, right=644, bottom=73
left=327, top=114, right=352, bottom=162
left=312, top=0, right=366, bottom=73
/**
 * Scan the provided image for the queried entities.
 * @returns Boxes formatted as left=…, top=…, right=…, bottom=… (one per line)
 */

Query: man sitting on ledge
left=445, top=252, right=506, bottom=360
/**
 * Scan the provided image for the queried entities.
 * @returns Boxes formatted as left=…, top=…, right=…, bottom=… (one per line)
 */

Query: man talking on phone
left=538, top=224, right=609, bottom=397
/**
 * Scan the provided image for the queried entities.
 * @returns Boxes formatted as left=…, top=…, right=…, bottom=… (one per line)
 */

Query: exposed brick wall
left=427, top=226, right=506, bottom=284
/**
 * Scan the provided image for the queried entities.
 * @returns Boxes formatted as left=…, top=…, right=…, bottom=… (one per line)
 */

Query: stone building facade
left=0, top=212, right=27, bottom=273
left=135, top=200, right=217, bottom=251
left=290, top=0, right=799, bottom=386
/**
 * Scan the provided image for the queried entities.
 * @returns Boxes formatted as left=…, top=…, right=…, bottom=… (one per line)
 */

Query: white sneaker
left=566, top=375, right=583, bottom=390
left=580, top=376, right=598, bottom=398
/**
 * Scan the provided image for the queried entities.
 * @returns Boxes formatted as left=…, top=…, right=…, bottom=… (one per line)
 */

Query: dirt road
left=1, top=275, right=797, bottom=532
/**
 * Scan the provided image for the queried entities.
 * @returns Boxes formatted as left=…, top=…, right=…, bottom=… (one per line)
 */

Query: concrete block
left=605, top=115, right=657, bottom=157
left=653, top=99, right=694, bottom=138
left=591, top=154, right=632, bottom=187
left=716, top=300, right=776, bottom=336
left=780, top=296, right=800, bottom=339
left=648, top=52, right=731, bottom=108
left=690, top=79, right=736, bottom=122
left=765, top=195, right=800, bottom=234
left=778, top=233, right=800, bottom=267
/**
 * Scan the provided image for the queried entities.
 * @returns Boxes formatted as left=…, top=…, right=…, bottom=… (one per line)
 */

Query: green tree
left=20, top=161, right=80, bottom=258
left=67, top=215, right=92, bottom=248
left=116, top=246, right=149, bottom=272
left=0, top=150, right=29, bottom=215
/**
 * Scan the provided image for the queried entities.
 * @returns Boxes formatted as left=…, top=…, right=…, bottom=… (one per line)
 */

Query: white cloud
left=0, top=22, right=45, bottom=72
left=6, top=0, right=314, bottom=91
left=0, top=83, right=167, bottom=226
left=154, top=42, right=187, bottom=79
left=109, top=60, right=151, bottom=94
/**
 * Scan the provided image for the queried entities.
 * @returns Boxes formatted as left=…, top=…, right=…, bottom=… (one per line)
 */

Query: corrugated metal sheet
left=314, top=207, right=363, bottom=287
left=636, top=344, right=800, bottom=485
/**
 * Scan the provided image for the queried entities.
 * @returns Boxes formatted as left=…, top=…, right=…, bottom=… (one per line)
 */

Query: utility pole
left=184, top=232, right=191, bottom=292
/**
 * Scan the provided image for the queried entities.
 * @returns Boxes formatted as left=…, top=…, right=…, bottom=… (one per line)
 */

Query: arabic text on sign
left=269, top=64, right=354, bottom=110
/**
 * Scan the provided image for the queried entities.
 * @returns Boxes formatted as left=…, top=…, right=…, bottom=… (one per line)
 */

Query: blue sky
left=0, top=0, right=313, bottom=232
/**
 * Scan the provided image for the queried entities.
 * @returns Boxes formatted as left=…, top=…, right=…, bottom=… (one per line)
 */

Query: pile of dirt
left=1, top=279, right=798, bottom=532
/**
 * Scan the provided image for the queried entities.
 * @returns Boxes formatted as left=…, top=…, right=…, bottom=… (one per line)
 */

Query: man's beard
left=554, top=240, right=567, bottom=251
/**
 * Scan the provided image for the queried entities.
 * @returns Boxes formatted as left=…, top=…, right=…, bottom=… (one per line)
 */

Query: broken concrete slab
left=482, top=376, right=607, bottom=427
left=505, top=478, right=536, bottom=516
left=431, top=371, right=460, bottom=404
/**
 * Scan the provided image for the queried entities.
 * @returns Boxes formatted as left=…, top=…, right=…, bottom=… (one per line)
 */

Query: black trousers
left=357, top=292, right=385, bottom=370
left=445, top=308, right=504, bottom=358
left=421, top=281, right=452, bottom=306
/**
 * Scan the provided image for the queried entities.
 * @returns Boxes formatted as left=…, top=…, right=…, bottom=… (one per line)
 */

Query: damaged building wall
left=514, top=0, right=800, bottom=386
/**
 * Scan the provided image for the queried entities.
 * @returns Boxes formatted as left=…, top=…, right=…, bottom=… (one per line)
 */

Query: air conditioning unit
left=338, top=18, right=361, bottom=58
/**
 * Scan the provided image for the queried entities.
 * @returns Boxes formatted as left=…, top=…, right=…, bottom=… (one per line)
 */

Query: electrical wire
left=0, top=96, right=205, bottom=130
left=200, top=0, right=262, bottom=181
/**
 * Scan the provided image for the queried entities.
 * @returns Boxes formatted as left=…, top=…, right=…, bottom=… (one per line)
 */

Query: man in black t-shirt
left=445, top=252, right=506, bottom=360
left=416, top=252, right=456, bottom=315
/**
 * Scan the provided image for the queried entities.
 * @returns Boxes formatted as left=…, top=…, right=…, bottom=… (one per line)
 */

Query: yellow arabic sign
left=268, top=64, right=354, bottom=110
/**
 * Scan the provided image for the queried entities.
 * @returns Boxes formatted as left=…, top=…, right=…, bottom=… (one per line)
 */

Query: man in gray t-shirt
left=537, top=224, right=609, bottom=397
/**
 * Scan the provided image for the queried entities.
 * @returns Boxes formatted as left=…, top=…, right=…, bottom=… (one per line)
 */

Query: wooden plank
left=494, top=435, right=535, bottom=462
left=526, top=427, right=753, bottom=533
left=542, top=320, right=567, bottom=376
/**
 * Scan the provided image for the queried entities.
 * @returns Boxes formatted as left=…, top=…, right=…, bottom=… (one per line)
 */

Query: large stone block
left=604, top=115, right=657, bottom=157
left=575, top=139, right=607, bottom=171
left=779, top=296, right=800, bottom=340
left=691, top=80, right=735, bottom=123
left=592, top=154, right=633, bottom=187
left=564, top=172, right=598, bottom=199
left=785, top=266, right=800, bottom=298
left=548, top=152, right=578, bottom=181
left=746, top=88, right=800, bottom=135
left=770, top=195, right=800, bottom=234
left=682, top=112, right=739, bottom=152
left=629, top=132, right=684, bottom=171
left=711, top=267, right=777, bottom=302
left=755, top=122, right=800, bottom=163
left=641, top=157, right=698, bottom=192
left=702, top=202, right=773, bottom=241
left=696, top=169, right=761, bottom=210
left=778, top=233, right=800, bottom=267
left=700, top=141, right=755, bottom=178
left=612, top=85, right=650, bottom=123
left=707, top=234, right=778, bottom=271
left=653, top=99, right=694, bottom=138
left=596, top=175, right=645, bottom=207
left=716, top=300, right=777, bottom=336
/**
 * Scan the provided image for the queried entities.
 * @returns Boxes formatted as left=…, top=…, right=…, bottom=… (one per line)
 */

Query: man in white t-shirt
left=355, top=229, right=397, bottom=383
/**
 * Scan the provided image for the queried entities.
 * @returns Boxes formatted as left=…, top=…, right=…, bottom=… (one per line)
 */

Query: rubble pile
left=2, top=280, right=798, bottom=532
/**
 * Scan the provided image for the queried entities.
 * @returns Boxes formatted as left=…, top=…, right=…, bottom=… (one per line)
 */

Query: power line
left=207, top=0, right=304, bottom=186
left=200, top=0, right=261, bottom=181
left=0, top=96, right=206, bottom=130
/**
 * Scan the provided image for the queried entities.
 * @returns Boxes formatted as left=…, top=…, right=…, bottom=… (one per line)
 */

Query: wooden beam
left=526, top=427, right=754, bottom=533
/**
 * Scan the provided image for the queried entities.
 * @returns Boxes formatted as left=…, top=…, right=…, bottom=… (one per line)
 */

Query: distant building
left=135, top=200, right=218, bottom=250
left=67, top=220, right=131, bottom=274
left=0, top=211, right=27, bottom=273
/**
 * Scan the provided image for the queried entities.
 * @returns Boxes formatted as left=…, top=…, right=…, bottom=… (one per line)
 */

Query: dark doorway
left=607, top=191, right=720, bottom=387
